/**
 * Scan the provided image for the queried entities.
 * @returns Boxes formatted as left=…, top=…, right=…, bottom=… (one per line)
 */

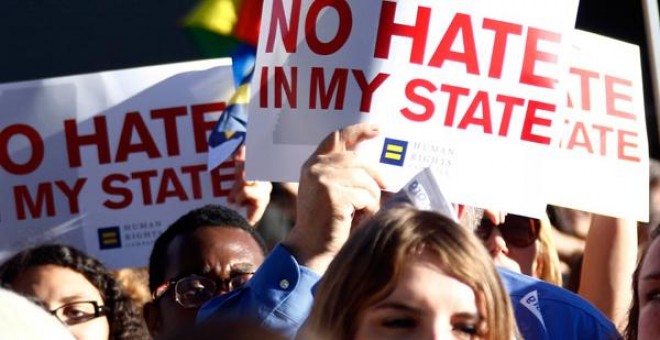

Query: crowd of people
left=0, top=123, right=658, bottom=339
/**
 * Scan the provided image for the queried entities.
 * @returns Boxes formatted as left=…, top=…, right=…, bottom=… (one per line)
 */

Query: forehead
left=383, top=253, right=478, bottom=312
left=10, top=264, right=103, bottom=307
left=165, top=226, right=265, bottom=277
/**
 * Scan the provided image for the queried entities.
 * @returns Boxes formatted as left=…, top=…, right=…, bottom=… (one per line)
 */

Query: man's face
left=145, top=226, right=265, bottom=338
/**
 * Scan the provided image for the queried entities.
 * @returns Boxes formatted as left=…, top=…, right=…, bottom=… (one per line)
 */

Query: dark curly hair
left=0, top=244, right=145, bottom=339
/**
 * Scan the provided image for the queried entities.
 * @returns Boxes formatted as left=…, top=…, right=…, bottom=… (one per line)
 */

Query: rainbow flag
left=183, top=0, right=263, bottom=169
left=207, top=66, right=253, bottom=170
left=184, top=0, right=262, bottom=49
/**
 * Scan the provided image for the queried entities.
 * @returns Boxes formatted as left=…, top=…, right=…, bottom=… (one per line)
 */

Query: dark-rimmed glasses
left=475, top=214, right=541, bottom=247
left=152, top=272, right=254, bottom=309
left=49, top=301, right=108, bottom=326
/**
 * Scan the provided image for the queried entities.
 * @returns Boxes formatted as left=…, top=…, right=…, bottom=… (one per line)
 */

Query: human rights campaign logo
left=380, top=138, right=408, bottom=166
left=98, top=227, right=122, bottom=250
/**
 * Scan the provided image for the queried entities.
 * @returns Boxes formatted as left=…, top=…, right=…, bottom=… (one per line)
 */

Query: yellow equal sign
left=385, top=144, right=403, bottom=160
left=101, top=231, right=119, bottom=246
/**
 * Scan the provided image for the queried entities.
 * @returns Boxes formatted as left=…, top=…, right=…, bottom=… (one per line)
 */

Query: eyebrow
left=642, top=271, right=660, bottom=281
left=172, top=262, right=257, bottom=279
left=231, top=262, right=258, bottom=273
left=451, top=312, right=482, bottom=320
left=372, top=301, right=423, bottom=314
left=60, top=295, right=96, bottom=304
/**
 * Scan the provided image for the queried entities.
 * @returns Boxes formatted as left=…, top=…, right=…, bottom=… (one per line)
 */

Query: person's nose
left=216, top=282, right=230, bottom=295
left=209, top=267, right=232, bottom=296
left=429, top=318, right=453, bottom=340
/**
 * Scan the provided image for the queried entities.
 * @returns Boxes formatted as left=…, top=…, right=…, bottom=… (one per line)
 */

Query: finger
left=316, top=152, right=386, bottom=189
left=232, top=181, right=272, bottom=205
left=228, top=181, right=241, bottom=204
left=319, top=168, right=381, bottom=216
left=337, top=186, right=380, bottom=214
left=232, top=145, right=247, bottom=182
left=228, top=182, right=258, bottom=205
left=246, top=204, right=266, bottom=226
left=484, top=209, right=507, bottom=225
left=499, top=211, right=508, bottom=224
left=311, top=159, right=383, bottom=203
left=314, top=123, right=380, bottom=155
left=331, top=170, right=383, bottom=204
left=231, top=189, right=249, bottom=206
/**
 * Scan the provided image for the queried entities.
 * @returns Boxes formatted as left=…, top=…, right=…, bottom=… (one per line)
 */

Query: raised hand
left=283, top=123, right=385, bottom=274
left=228, top=145, right=273, bottom=226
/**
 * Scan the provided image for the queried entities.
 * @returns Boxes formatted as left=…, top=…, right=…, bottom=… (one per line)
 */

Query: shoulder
left=497, top=268, right=620, bottom=340
left=197, top=244, right=321, bottom=337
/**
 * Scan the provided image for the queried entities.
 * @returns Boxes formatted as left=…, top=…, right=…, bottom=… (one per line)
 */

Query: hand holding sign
left=228, top=145, right=273, bottom=226
left=283, top=123, right=385, bottom=274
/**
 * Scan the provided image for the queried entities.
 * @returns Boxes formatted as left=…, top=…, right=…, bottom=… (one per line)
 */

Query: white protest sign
left=246, top=0, right=579, bottom=217
left=0, top=59, right=238, bottom=268
left=384, top=167, right=459, bottom=223
left=547, top=30, right=649, bottom=222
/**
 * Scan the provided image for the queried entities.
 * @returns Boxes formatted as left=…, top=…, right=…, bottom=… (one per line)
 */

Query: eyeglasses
left=152, top=272, right=254, bottom=309
left=49, top=301, right=108, bottom=326
left=475, top=214, right=540, bottom=247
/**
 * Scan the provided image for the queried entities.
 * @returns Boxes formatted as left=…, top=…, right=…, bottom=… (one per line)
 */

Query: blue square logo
left=380, top=138, right=408, bottom=166
left=98, top=226, right=121, bottom=250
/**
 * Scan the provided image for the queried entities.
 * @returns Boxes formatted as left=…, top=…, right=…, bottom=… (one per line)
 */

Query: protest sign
left=547, top=30, right=649, bottom=222
left=246, top=0, right=580, bottom=217
left=0, top=59, right=238, bottom=268
left=383, top=167, right=458, bottom=223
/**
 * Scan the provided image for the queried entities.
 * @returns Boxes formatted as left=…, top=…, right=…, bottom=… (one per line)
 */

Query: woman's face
left=10, top=264, right=110, bottom=340
left=478, top=215, right=540, bottom=277
left=355, top=252, right=485, bottom=340
left=638, top=237, right=660, bottom=340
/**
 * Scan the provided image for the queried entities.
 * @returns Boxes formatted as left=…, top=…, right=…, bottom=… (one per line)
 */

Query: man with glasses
left=143, top=204, right=267, bottom=339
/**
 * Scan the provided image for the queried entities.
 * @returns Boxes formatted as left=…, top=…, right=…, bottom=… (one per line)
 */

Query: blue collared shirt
left=197, top=244, right=319, bottom=338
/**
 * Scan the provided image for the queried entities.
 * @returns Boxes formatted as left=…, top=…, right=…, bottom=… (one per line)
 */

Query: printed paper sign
left=383, top=167, right=459, bottom=222
left=0, top=59, right=238, bottom=268
left=246, top=0, right=580, bottom=217
left=547, top=30, right=649, bottom=222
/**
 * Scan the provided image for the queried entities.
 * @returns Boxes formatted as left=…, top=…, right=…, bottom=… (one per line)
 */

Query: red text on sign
left=265, top=0, right=352, bottom=55
left=13, top=178, right=87, bottom=220
left=259, top=66, right=389, bottom=113
left=101, top=162, right=234, bottom=210
left=402, top=79, right=555, bottom=145
left=568, top=67, right=636, bottom=120
left=561, top=120, right=641, bottom=162
left=0, top=124, right=45, bottom=175
left=374, top=2, right=561, bottom=89
left=63, top=102, right=224, bottom=168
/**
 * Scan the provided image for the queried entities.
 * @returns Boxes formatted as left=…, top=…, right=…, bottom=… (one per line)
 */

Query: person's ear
left=143, top=301, right=162, bottom=338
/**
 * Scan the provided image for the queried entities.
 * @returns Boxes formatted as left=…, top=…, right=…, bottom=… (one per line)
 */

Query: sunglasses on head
left=475, top=214, right=541, bottom=247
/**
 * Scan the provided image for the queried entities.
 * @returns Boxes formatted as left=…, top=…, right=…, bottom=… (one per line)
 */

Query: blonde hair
left=535, top=216, right=563, bottom=286
left=303, top=205, right=517, bottom=340
left=113, top=267, right=150, bottom=307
